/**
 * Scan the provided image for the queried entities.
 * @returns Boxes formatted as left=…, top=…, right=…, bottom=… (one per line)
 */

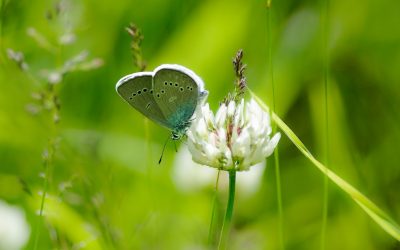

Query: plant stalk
left=208, top=170, right=221, bottom=246
left=218, top=170, right=236, bottom=250
left=33, top=141, right=53, bottom=250
left=266, top=2, right=285, bottom=249
left=321, top=0, right=330, bottom=248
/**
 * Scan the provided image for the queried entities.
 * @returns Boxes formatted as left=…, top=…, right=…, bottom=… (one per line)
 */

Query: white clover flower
left=173, top=145, right=267, bottom=196
left=186, top=98, right=281, bottom=171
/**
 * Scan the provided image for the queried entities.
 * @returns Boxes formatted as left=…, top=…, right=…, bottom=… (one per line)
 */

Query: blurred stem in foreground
left=266, top=1, right=284, bottom=249
left=217, top=171, right=236, bottom=250
left=208, top=170, right=221, bottom=246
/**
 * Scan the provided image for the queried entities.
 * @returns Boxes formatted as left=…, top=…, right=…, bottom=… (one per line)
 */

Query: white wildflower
left=173, top=145, right=266, bottom=196
left=187, top=98, right=280, bottom=171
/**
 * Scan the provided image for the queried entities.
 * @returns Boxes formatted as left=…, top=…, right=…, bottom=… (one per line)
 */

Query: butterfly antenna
left=158, top=135, right=170, bottom=164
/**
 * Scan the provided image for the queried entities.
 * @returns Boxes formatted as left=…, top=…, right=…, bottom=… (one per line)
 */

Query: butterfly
left=116, top=64, right=208, bottom=140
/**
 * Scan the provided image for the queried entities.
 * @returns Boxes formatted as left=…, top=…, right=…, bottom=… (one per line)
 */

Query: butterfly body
left=116, top=64, right=207, bottom=140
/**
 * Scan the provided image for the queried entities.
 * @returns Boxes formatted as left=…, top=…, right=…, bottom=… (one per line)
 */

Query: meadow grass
left=266, top=1, right=285, bottom=249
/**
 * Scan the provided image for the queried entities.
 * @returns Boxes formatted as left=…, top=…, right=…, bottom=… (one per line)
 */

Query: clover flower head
left=186, top=98, right=280, bottom=171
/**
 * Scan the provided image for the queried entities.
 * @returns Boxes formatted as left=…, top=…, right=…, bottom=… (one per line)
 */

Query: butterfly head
left=171, top=131, right=183, bottom=140
left=171, top=119, right=192, bottom=140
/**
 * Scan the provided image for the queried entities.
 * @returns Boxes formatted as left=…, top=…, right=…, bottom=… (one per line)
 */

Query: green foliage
left=1, top=0, right=400, bottom=249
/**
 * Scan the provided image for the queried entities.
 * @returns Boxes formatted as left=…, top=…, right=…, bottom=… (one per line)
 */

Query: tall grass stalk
left=33, top=88, right=60, bottom=250
left=321, top=0, right=330, bottom=248
left=266, top=1, right=284, bottom=249
left=33, top=140, right=54, bottom=250
left=208, top=170, right=221, bottom=246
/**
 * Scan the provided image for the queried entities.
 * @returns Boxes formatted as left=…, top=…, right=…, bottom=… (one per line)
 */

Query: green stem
left=267, top=2, right=284, bottom=249
left=33, top=141, right=53, bottom=250
left=274, top=146, right=284, bottom=249
left=321, top=0, right=330, bottom=248
left=218, top=170, right=236, bottom=250
left=208, top=170, right=221, bottom=246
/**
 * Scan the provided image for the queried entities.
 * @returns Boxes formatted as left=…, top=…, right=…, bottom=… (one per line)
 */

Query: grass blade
left=251, top=91, right=400, bottom=241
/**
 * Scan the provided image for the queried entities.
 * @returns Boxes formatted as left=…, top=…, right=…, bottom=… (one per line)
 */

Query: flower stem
left=208, top=170, right=221, bottom=246
left=218, top=170, right=236, bottom=250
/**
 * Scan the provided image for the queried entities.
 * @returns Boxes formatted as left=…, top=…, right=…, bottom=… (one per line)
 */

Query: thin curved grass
left=251, top=91, right=400, bottom=242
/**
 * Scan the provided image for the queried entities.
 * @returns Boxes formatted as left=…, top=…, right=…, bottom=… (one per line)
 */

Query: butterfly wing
left=153, top=64, right=206, bottom=131
left=116, top=72, right=170, bottom=128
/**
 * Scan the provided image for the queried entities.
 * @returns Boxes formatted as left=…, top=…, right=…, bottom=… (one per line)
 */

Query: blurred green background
left=1, top=0, right=400, bottom=249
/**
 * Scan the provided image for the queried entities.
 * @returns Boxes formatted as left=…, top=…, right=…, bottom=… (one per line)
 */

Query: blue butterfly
left=116, top=64, right=208, bottom=140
